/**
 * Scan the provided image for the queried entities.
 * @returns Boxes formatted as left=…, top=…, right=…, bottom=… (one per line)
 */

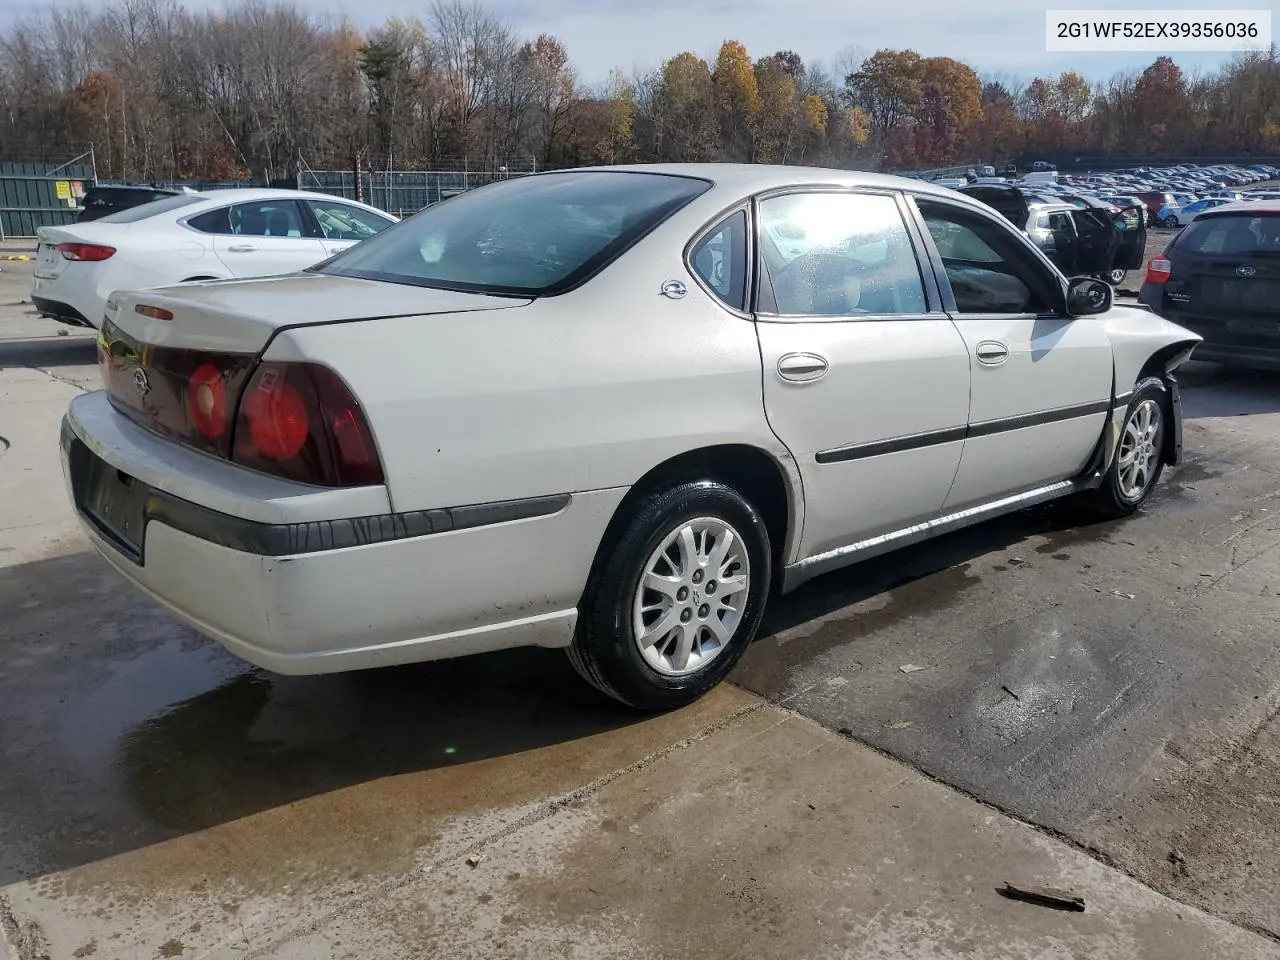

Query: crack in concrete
left=797, top=701, right=1280, bottom=946
left=28, top=366, right=90, bottom=393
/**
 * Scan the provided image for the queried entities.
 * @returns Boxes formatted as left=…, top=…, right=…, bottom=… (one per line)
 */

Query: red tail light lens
left=241, top=367, right=309, bottom=461
left=232, top=363, right=383, bottom=487
left=58, top=242, right=116, bottom=261
left=1145, top=257, right=1172, bottom=284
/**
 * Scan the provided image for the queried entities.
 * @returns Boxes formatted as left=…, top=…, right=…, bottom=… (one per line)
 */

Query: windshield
left=1178, top=214, right=1280, bottom=256
left=313, top=171, right=711, bottom=296
left=97, top=194, right=204, bottom=223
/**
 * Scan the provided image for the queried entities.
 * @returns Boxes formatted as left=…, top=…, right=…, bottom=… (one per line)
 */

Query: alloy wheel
left=632, top=517, right=751, bottom=676
left=1117, top=399, right=1163, bottom=501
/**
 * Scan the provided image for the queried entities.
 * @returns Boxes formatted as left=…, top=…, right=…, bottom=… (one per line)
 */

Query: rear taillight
left=1145, top=257, right=1172, bottom=284
left=231, top=362, right=383, bottom=487
left=58, top=242, right=115, bottom=261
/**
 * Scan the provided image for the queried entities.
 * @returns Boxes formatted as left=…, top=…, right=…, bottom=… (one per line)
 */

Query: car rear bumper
left=1136, top=291, right=1280, bottom=371
left=61, top=393, right=624, bottom=674
left=31, top=295, right=93, bottom=328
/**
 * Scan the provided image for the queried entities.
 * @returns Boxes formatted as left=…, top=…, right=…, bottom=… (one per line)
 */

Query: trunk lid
left=99, top=273, right=532, bottom=453
left=36, top=221, right=133, bottom=246
left=103, top=271, right=532, bottom=354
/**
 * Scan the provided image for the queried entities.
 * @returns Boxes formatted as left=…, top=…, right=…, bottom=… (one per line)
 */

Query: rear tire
left=1165, top=216, right=1180, bottom=227
left=568, top=481, right=772, bottom=712
left=1079, top=377, right=1168, bottom=519
left=1106, top=268, right=1128, bottom=286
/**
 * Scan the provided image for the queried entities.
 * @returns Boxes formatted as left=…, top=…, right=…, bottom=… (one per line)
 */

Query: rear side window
left=758, top=192, right=927, bottom=317
left=689, top=210, right=748, bottom=311
left=314, top=171, right=711, bottom=296
left=1178, top=215, right=1280, bottom=256
left=186, top=206, right=232, bottom=234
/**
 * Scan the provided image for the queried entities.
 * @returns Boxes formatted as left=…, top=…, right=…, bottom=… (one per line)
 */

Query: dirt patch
left=1086, top=701, right=1280, bottom=939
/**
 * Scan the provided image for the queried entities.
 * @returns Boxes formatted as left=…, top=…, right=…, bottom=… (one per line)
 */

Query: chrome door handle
left=975, top=341, right=1009, bottom=365
left=777, top=352, right=829, bottom=382
left=227, top=244, right=258, bottom=252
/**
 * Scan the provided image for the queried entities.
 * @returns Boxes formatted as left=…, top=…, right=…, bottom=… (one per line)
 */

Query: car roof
left=1196, top=198, right=1280, bottom=217
left=551, top=163, right=987, bottom=206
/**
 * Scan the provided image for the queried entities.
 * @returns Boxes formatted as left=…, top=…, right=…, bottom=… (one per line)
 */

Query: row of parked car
left=1037, top=162, right=1280, bottom=227
left=933, top=163, right=1277, bottom=288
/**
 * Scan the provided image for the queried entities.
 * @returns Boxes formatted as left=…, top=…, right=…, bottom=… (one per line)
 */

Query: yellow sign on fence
left=54, top=180, right=71, bottom=200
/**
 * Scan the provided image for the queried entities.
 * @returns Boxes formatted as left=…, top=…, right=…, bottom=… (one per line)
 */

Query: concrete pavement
left=2, top=254, right=1279, bottom=958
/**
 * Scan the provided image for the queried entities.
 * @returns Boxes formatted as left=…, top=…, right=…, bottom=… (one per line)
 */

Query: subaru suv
left=1138, top=201, right=1280, bottom=369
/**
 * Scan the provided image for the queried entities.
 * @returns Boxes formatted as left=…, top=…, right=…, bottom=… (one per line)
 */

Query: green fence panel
left=0, top=162, right=96, bottom=238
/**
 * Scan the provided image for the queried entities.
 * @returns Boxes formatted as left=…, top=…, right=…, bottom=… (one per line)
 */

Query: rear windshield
left=97, top=194, right=204, bottom=223
left=1176, top=214, right=1280, bottom=256
left=312, top=171, right=712, bottom=296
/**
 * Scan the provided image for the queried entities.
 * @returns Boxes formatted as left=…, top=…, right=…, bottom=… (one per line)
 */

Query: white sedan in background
left=31, top=187, right=397, bottom=329
left=64, top=164, right=1200, bottom=711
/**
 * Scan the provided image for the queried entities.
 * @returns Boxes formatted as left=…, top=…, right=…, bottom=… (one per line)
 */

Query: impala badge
left=133, top=369, right=151, bottom=396
left=660, top=279, right=687, bottom=299
left=1236, top=265, right=1257, bottom=277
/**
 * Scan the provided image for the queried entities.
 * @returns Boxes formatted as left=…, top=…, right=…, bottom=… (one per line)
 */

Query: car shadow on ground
left=0, top=549, right=648, bottom=886
left=1177, top=361, right=1280, bottom=419
left=0, top=335, right=97, bottom=368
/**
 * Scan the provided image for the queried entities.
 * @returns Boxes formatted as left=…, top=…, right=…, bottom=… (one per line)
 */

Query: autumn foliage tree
left=1, top=2, right=1278, bottom=182
left=1131, top=56, right=1190, bottom=152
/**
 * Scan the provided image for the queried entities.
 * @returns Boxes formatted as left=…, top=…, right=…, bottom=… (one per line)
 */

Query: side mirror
left=1065, top=276, right=1112, bottom=316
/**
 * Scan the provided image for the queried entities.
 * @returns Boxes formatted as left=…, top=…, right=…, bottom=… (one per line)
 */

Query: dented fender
left=1097, top=304, right=1202, bottom=389
left=1095, top=304, right=1200, bottom=471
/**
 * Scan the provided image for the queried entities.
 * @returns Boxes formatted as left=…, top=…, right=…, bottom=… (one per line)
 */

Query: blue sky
left=6, top=0, right=1269, bottom=87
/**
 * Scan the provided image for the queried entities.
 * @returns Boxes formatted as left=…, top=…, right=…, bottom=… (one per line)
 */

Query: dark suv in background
left=1139, top=201, right=1280, bottom=369
left=958, top=183, right=1147, bottom=284
left=76, top=184, right=185, bottom=222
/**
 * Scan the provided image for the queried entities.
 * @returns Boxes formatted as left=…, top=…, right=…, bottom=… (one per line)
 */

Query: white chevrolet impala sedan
left=62, top=164, right=1201, bottom=711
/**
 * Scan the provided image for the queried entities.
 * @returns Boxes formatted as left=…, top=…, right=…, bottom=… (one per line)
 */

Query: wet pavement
left=736, top=361, right=1280, bottom=936
left=2, top=253, right=1280, bottom=956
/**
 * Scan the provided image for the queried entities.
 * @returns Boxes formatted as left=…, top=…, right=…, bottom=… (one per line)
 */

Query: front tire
left=1081, top=377, right=1168, bottom=519
left=569, top=481, right=772, bottom=712
left=1106, top=267, right=1128, bottom=286
left=1164, top=215, right=1180, bottom=227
